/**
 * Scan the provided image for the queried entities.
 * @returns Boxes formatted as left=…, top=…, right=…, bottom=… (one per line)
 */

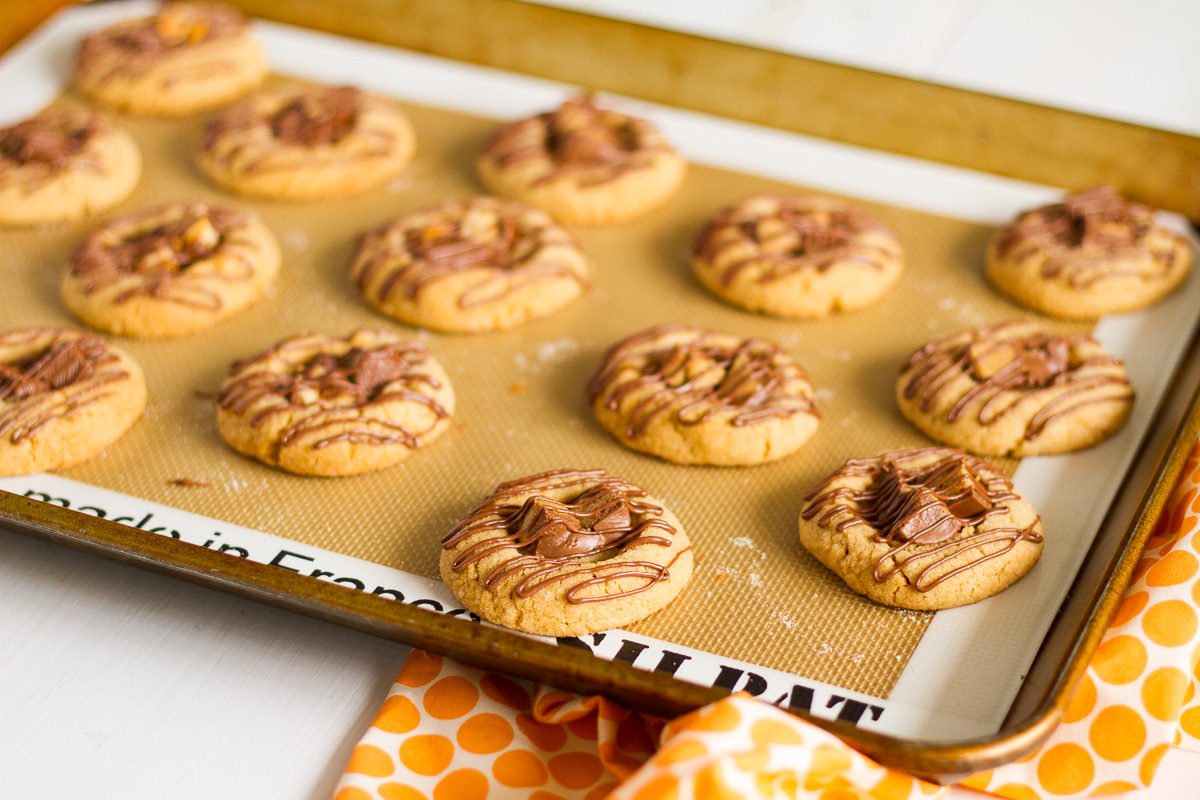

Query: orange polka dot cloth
left=334, top=648, right=664, bottom=800
left=333, top=649, right=941, bottom=800
left=334, top=444, right=1200, bottom=800
left=962, top=443, right=1200, bottom=798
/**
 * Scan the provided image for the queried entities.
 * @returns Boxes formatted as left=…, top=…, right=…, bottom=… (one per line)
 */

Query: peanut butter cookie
left=440, top=468, right=694, bottom=636
left=199, top=85, right=415, bottom=200
left=216, top=329, right=454, bottom=476
left=587, top=324, right=820, bottom=466
left=352, top=196, right=588, bottom=332
left=800, top=447, right=1043, bottom=610
left=74, top=2, right=267, bottom=117
left=986, top=185, right=1192, bottom=318
left=691, top=193, right=903, bottom=318
left=0, top=106, right=140, bottom=226
left=477, top=94, right=685, bottom=226
left=897, top=320, right=1134, bottom=456
left=0, top=327, right=146, bottom=476
left=63, top=202, right=280, bottom=338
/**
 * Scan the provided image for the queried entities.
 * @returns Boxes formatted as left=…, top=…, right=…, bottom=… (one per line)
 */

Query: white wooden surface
left=4, top=1, right=1200, bottom=797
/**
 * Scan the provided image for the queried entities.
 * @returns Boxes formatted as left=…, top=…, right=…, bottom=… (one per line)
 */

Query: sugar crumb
left=537, top=338, right=579, bottom=363
left=283, top=228, right=309, bottom=251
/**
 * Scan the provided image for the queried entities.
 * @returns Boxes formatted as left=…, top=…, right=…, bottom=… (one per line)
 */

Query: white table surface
left=3, top=2, right=1200, bottom=797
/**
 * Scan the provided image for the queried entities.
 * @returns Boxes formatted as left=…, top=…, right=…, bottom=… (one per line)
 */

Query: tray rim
left=4, top=0, right=1200, bottom=781
left=228, top=0, right=1200, bottom=224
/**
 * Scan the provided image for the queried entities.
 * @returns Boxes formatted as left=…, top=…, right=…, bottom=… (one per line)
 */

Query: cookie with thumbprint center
left=587, top=324, right=820, bottom=466
left=897, top=320, right=1133, bottom=456
left=800, top=446, right=1043, bottom=610
left=477, top=94, right=685, bottom=226
left=985, top=185, right=1192, bottom=319
left=199, top=85, right=415, bottom=200
left=691, top=193, right=903, bottom=318
left=351, top=196, right=588, bottom=333
left=440, top=468, right=694, bottom=636
left=215, top=329, right=454, bottom=476
left=0, top=106, right=140, bottom=226
left=62, top=202, right=280, bottom=338
left=73, top=1, right=267, bottom=117
left=0, top=327, right=146, bottom=476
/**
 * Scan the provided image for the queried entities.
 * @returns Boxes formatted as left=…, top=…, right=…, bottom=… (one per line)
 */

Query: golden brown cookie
left=800, top=447, right=1043, bottom=610
left=351, top=196, right=589, bottom=333
left=897, top=320, right=1134, bottom=456
left=440, top=468, right=694, bottom=636
left=62, top=202, right=280, bottom=338
left=198, top=85, right=416, bottom=200
left=74, top=2, right=267, bottom=117
left=216, top=329, right=454, bottom=476
left=0, top=106, right=140, bottom=226
left=587, top=324, right=820, bottom=466
left=691, top=193, right=903, bottom=318
left=477, top=94, right=685, bottom=226
left=0, top=327, right=146, bottom=476
left=986, top=185, right=1192, bottom=318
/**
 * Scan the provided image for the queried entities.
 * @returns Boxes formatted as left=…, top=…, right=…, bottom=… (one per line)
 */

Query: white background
left=3, top=1, right=1199, bottom=797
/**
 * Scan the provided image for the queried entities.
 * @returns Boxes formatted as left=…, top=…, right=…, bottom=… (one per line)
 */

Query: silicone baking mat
left=3, top=0, right=1199, bottom=741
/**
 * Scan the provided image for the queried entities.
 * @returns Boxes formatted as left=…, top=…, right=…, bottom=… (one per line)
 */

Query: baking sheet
left=3, top=0, right=1199, bottom=741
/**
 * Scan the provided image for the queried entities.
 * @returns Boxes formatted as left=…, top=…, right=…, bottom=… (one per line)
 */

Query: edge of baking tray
left=5, top=0, right=1200, bottom=781
left=226, top=0, right=1200, bottom=224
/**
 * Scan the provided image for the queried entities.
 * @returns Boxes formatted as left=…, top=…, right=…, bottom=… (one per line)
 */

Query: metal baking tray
left=3, top=0, right=1200, bottom=781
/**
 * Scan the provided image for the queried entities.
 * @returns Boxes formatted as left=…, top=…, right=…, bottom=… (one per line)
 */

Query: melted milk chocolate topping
left=482, top=95, right=667, bottom=187
left=0, top=330, right=125, bottom=445
left=802, top=447, right=1041, bottom=592
left=902, top=323, right=1133, bottom=442
left=202, top=86, right=366, bottom=155
left=995, top=185, right=1177, bottom=288
left=217, top=335, right=448, bottom=454
left=587, top=324, right=818, bottom=438
left=269, top=87, right=360, bottom=146
left=442, top=468, right=685, bottom=604
left=0, top=115, right=98, bottom=170
left=354, top=199, right=587, bottom=310
left=70, top=204, right=253, bottom=311
left=694, top=196, right=899, bottom=287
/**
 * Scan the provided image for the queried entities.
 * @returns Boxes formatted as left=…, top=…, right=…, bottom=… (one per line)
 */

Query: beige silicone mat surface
left=1, top=80, right=1089, bottom=697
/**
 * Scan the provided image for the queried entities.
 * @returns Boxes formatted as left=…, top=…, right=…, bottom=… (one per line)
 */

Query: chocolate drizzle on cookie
left=902, top=322, right=1133, bottom=442
left=76, top=2, right=249, bottom=84
left=203, top=87, right=364, bottom=152
left=269, top=87, right=360, bottom=146
left=482, top=95, right=668, bottom=187
left=443, top=468, right=686, bottom=604
left=694, top=195, right=900, bottom=286
left=1, top=115, right=96, bottom=169
left=217, top=334, right=449, bottom=455
left=70, top=204, right=256, bottom=311
left=354, top=198, right=588, bottom=310
left=802, top=447, right=1041, bottom=592
left=994, top=185, right=1179, bottom=288
left=587, top=324, right=818, bottom=438
left=0, top=329, right=125, bottom=445
left=0, top=109, right=104, bottom=190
